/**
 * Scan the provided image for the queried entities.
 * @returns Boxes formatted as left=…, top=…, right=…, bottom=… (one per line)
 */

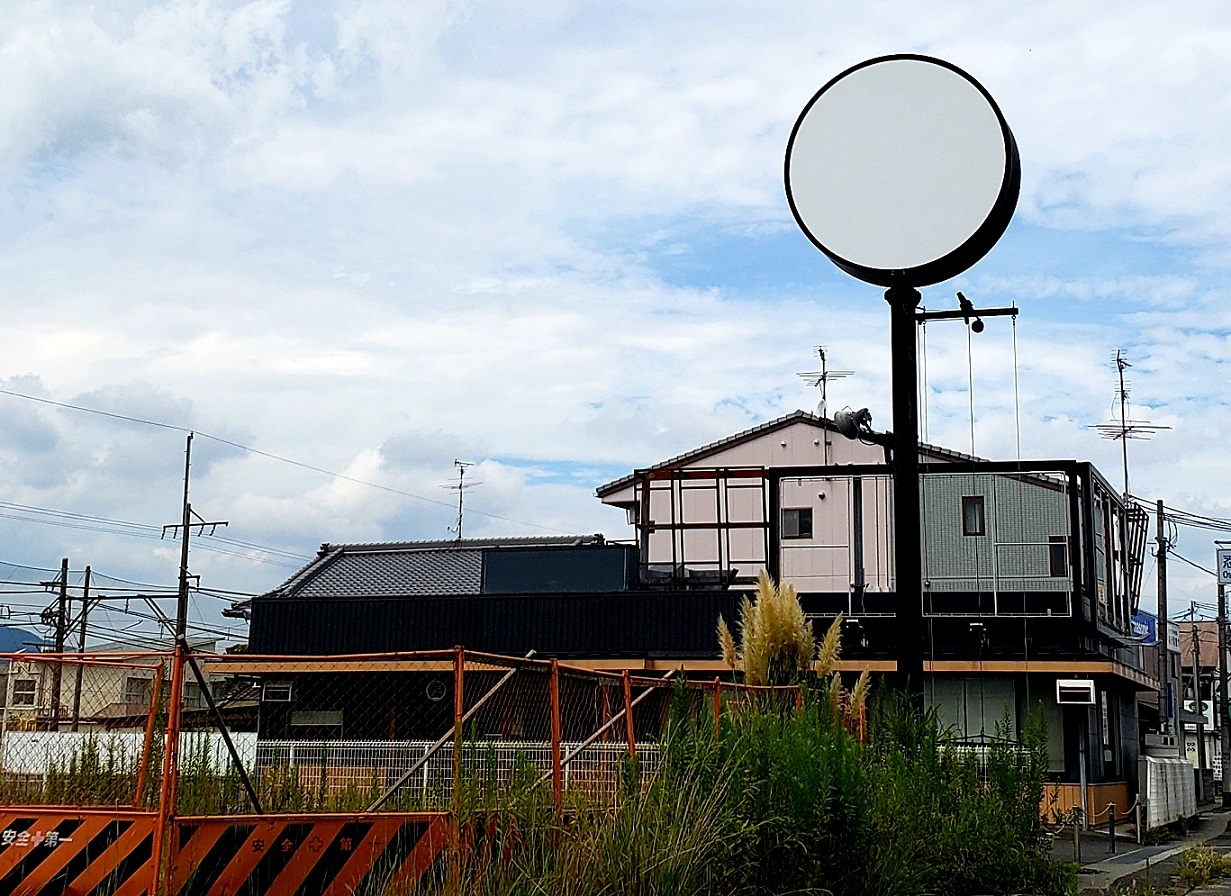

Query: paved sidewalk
left=1053, top=806, right=1231, bottom=894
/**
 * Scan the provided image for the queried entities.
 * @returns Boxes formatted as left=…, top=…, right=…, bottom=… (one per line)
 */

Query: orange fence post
left=601, top=683, right=612, bottom=741
left=452, top=646, right=464, bottom=810
left=151, top=645, right=186, bottom=896
left=796, top=684, right=804, bottom=714
left=713, top=678, right=722, bottom=740
left=133, top=663, right=164, bottom=808
left=622, top=670, right=636, bottom=761
left=550, top=659, right=563, bottom=814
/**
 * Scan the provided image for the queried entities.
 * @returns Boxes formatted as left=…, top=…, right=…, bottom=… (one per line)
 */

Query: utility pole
left=160, top=435, right=229, bottom=645
left=49, top=557, right=68, bottom=730
left=1193, top=604, right=1206, bottom=802
left=1218, top=581, right=1229, bottom=807
left=154, top=433, right=236, bottom=881
left=70, top=566, right=91, bottom=732
left=152, top=430, right=260, bottom=888
left=1157, top=501, right=1171, bottom=736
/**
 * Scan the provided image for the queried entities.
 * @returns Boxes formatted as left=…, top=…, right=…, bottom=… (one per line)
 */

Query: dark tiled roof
left=294, top=547, right=482, bottom=598
left=261, top=535, right=603, bottom=600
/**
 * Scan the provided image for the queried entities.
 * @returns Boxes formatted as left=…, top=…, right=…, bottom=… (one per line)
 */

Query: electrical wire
left=966, top=322, right=976, bottom=455
left=1170, top=550, right=1216, bottom=578
left=0, top=502, right=310, bottom=568
left=1129, top=496, right=1231, bottom=534
left=918, top=318, right=929, bottom=444
left=1011, top=314, right=1021, bottom=461
left=0, top=387, right=571, bottom=534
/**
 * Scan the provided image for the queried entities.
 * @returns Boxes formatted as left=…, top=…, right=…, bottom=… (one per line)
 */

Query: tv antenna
left=796, top=345, right=853, bottom=419
left=1090, top=350, right=1169, bottom=497
left=442, top=460, right=481, bottom=540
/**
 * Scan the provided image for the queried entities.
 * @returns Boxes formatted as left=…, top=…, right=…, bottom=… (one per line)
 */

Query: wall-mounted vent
left=291, top=710, right=342, bottom=727
left=262, top=681, right=293, bottom=703
left=1055, top=679, right=1096, bottom=705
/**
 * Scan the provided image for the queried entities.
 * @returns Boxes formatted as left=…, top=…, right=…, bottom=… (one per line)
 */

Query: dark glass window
left=961, top=496, right=985, bottom=536
left=783, top=507, right=813, bottom=539
left=1049, top=536, right=1068, bottom=577
left=124, top=677, right=151, bottom=707
left=12, top=679, right=36, bottom=706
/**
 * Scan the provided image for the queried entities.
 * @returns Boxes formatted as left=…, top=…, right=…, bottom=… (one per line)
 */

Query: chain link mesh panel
left=0, top=651, right=808, bottom=816
left=0, top=653, right=165, bottom=807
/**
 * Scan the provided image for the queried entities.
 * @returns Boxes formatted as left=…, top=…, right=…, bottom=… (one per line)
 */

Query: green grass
left=402, top=682, right=1075, bottom=896
left=2, top=685, right=1077, bottom=896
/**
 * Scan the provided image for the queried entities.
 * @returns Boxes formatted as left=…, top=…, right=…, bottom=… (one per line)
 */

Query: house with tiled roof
left=595, top=410, right=1176, bottom=821
left=239, top=410, right=1182, bottom=822
left=238, top=534, right=705, bottom=657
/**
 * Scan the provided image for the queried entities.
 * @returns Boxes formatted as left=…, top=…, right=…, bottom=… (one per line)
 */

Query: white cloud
left=0, top=0, right=1227, bottom=642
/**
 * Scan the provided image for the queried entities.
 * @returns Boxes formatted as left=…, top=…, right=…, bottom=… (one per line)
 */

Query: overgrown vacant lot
left=424, top=685, right=1075, bottom=896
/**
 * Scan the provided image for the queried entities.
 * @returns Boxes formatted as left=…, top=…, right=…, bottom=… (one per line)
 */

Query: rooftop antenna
left=1090, top=350, right=1169, bottom=497
left=442, top=460, right=480, bottom=540
left=796, top=345, right=854, bottom=419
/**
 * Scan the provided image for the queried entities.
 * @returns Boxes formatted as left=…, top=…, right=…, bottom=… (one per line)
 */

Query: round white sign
left=785, top=55, right=1019, bottom=288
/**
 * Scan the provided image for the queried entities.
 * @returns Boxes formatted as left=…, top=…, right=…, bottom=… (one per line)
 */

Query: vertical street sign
left=1218, top=548, right=1231, bottom=584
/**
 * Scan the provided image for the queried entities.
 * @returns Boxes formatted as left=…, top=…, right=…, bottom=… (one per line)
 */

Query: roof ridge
left=594, top=409, right=999, bottom=497
left=322, top=534, right=603, bottom=553
left=596, top=411, right=827, bottom=496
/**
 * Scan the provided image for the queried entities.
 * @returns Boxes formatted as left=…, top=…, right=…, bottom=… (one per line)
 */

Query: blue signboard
left=1131, top=611, right=1158, bottom=645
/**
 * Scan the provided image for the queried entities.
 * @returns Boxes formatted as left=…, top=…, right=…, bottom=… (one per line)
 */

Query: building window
left=262, top=681, right=293, bottom=703
left=12, top=679, right=36, bottom=706
left=124, top=677, right=151, bottom=707
left=782, top=507, right=813, bottom=539
left=961, top=496, right=986, bottom=536
left=183, top=683, right=206, bottom=710
left=1049, top=536, right=1068, bottom=577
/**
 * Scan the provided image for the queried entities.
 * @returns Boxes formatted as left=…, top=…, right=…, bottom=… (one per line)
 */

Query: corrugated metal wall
left=249, top=591, right=745, bottom=657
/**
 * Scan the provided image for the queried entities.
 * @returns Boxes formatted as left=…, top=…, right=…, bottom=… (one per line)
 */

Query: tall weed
left=420, top=680, right=1074, bottom=896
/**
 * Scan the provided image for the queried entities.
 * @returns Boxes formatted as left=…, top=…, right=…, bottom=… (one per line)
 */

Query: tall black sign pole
left=785, top=54, right=1020, bottom=708
left=888, top=286, right=923, bottom=700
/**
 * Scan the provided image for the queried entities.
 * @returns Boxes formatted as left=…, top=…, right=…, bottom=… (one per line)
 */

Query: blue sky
left=0, top=1, right=1228, bottom=645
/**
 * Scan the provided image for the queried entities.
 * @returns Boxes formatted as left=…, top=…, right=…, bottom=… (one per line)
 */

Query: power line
left=207, top=536, right=310, bottom=562
left=0, top=575, right=255, bottom=601
left=0, top=387, right=570, bottom=534
left=1130, top=496, right=1231, bottom=533
left=1171, top=550, right=1216, bottom=578
left=0, top=501, right=152, bottom=533
left=0, top=502, right=309, bottom=568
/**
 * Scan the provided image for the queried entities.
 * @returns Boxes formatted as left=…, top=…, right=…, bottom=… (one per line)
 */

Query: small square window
left=183, top=683, right=206, bottom=710
left=12, top=679, right=36, bottom=706
left=961, top=496, right=985, bottom=536
left=783, top=507, right=813, bottom=539
left=1049, top=536, right=1069, bottom=577
left=124, top=677, right=151, bottom=707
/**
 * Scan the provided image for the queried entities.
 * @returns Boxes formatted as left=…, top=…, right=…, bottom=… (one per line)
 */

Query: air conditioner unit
left=1056, top=679, right=1096, bottom=705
